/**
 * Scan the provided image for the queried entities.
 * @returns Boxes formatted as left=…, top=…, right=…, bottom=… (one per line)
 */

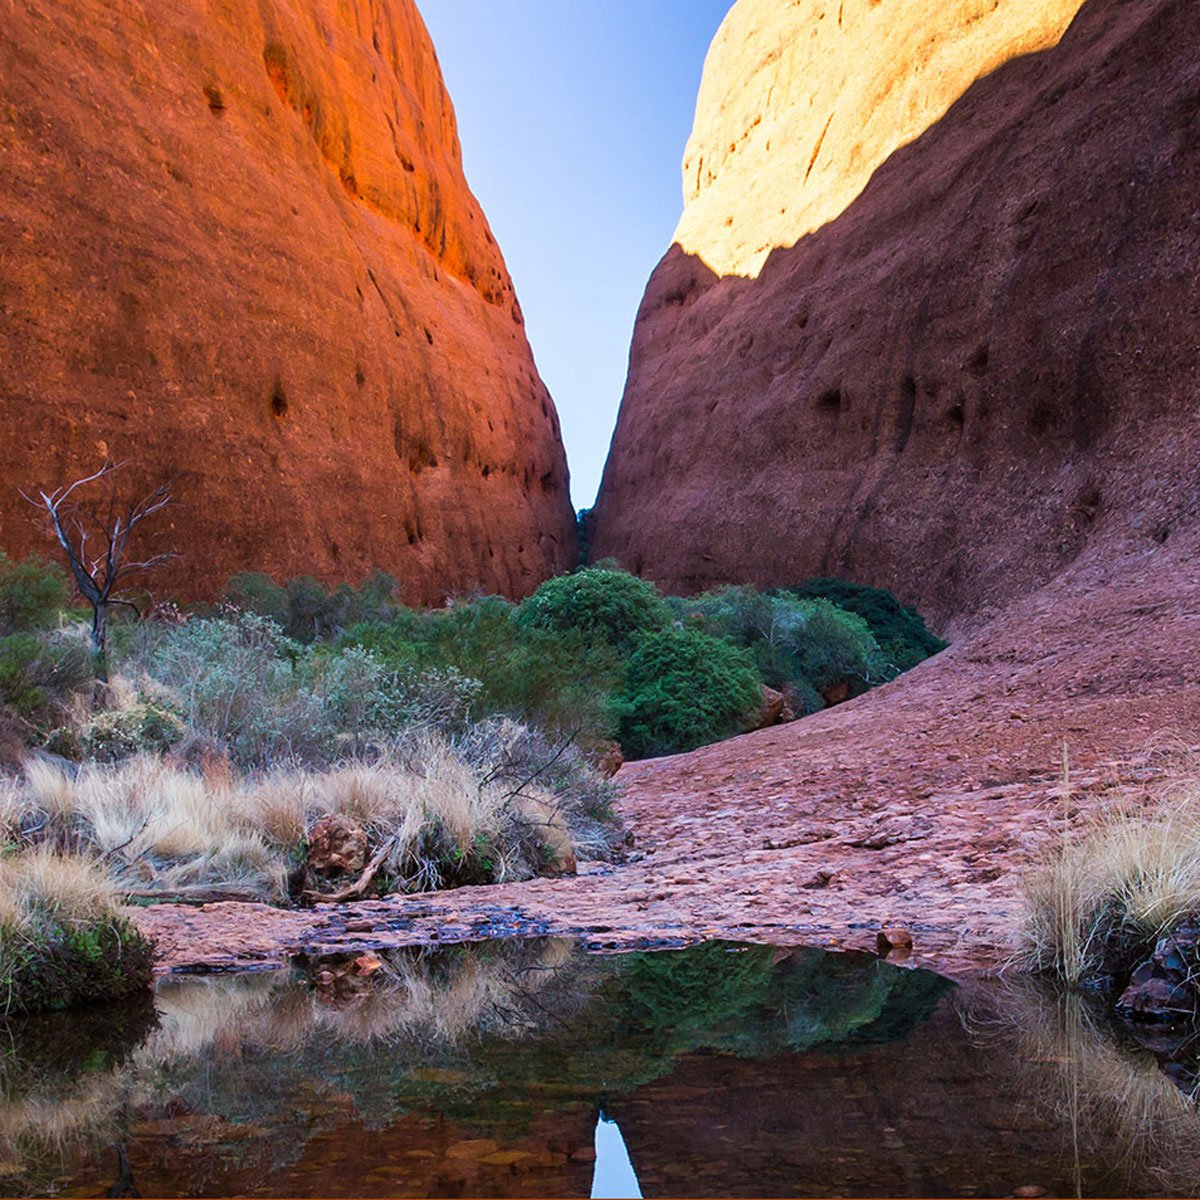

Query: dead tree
left=22, top=462, right=173, bottom=678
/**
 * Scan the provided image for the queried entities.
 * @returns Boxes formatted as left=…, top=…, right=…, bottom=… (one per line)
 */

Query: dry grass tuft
left=0, top=845, right=117, bottom=935
left=2, top=722, right=613, bottom=903
left=1019, top=751, right=1200, bottom=985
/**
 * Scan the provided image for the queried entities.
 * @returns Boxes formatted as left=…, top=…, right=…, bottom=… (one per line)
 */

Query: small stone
left=877, top=927, right=914, bottom=955
left=1012, top=1187, right=1048, bottom=1198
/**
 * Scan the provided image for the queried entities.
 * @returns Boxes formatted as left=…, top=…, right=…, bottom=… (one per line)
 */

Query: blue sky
left=420, top=1, right=732, bottom=509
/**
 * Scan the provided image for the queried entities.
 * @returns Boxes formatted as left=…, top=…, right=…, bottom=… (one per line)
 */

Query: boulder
left=306, top=813, right=369, bottom=877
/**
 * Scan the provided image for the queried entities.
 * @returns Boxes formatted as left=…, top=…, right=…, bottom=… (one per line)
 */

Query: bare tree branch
left=21, top=461, right=175, bottom=677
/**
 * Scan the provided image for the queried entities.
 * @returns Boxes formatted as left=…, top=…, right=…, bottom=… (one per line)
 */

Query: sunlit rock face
left=0, top=0, right=574, bottom=602
left=594, top=0, right=1200, bottom=628
left=677, top=0, right=1088, bottom=279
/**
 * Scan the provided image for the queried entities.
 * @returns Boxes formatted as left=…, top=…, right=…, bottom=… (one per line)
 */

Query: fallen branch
left=304, top=836, right=397, bottom=904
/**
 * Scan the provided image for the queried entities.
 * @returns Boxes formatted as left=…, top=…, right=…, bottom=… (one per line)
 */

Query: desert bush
left=0, top=631, right=93, bottom=726
left=1019, top=782, right=1200, bottom=987
left=343, top=595, right=620, bottom=739
left=785, top=598, right=886, bottom=695
left=614, top=627, right=762, bottom=759
left=517, top=567, right=670, bottom=654
left=3, top=725, right=620, bottom=903
left=226, top=571, right=398, bottom=643
left=0, top=554, right=70, bottom=636
left=785, top=577, right=946, bottom=672
left=75, top=700, right=184, bottom=763
left=120, top=612, right=485, bottom=767
left=0, top=846, right=154, bottom=1014
left=678, top=586, right=885, bottom=701
left=318, top=646, right=481, bottom=751
left=450, top=718, right=621, bottom=861
left=140, top=611, right=327, bottom=765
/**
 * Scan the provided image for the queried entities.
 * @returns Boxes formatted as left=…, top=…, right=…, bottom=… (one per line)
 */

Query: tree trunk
left=91, top=602, right=109, bottom=682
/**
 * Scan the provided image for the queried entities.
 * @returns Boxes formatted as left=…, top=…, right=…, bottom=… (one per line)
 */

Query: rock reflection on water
left=1, top=938, right=1199, bottom=1197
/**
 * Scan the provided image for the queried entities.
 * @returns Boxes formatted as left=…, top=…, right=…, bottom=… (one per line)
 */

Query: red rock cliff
left=593, top=0, right=1200, bottom=629
left=0, top=0, right=575, bottom=602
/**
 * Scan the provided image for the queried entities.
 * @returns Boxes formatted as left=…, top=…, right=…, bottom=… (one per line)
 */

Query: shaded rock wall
left=593, top=0, right=1200, bottom=629
left=0, top=0, right=575, bottom=603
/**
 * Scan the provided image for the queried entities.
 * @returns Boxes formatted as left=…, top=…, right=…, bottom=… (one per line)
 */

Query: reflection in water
left=591, top=1111, right=642, bottom=1200
left=1, top=939, right=1199, bottom=1196
left=979, top=982, right=1200, bottom=1197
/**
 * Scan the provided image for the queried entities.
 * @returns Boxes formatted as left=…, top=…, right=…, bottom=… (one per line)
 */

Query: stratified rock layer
left=594, top=0, right=1200, bottom=628
left=0, top=0, right=574, bottom=602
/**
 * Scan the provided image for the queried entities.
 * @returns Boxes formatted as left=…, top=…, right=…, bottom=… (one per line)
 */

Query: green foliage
left=785, top=577, right=946, bottom=672
left=317, top=645, right=482, bottom=748
left=614, top=626, right=762, bottom=759
left=0, top=634, right=44, bottom=717
left=576, top=508, right=594, bottom=567
left=76, top=701, right=184, bottom=763
left=677, top=585, right=885, bottom=700
left=343, top=595, right=621, bottom=738
left=130, top=611, right=482, bottom=766
left=0, top=916, right=154, bottom=1015
left=517, top=566, right=670, bottom=654
left=0, top=554, right=70, bottom=635
left=786, top=598, right=884, bottom=694
left=225, top=571, right=399, bottom=644
left=0, top=632, right=92, bottom=723
left=142, top=611, right=321, bottom=765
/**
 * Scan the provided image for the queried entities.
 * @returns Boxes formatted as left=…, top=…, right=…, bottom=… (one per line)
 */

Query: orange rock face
left=0, top=0, right=574, bottom=602
left=593, top=0, right=1200, bottom=629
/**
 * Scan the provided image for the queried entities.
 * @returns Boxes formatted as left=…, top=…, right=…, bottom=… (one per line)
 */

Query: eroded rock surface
left=593, top=0, right=1200, bottom=629
left=0, top=0, right=574, bottom=602
left=675, top=0, right=1087, bottom=279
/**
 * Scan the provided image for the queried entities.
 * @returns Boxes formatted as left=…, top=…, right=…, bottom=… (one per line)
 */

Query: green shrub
left=0, top=635, right=44, bottom=717
left=76, top=701, right=184, bottom=763
left=517, top=567, right=669, bottom=654
left=677, top=586, right=884, bottom=700
left=0, top=632, right=91, bottom=723
left=225, top=571, right=399, bottom=644
left=785, top=577, right=946, bottom=672
left=0, top=554, right=70, bottom=636
left=343, top=595, right=621, bottom=739
left=130, top=612, right=482, bottom=766
left=141, top=611, right=327, bottom=765
left=786, top=598, right=885, bottom=695
left=0, top=850, right=154, bottom=1015
left=614, top=627, right=762, bottom=759
left=225, top=572, right=288, bottom=626
left=318, top=645, right=482, bottom=750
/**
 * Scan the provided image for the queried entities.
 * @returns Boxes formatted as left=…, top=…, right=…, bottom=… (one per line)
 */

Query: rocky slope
left=593, top=0, right=1200, bottom=630
left=0, top=0, right=574, bottom=602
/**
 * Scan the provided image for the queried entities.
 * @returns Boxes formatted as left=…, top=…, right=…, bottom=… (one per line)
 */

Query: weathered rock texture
left=593, top=0, right=1200, bottom=629
left=676, top=0, right=1088, bottom=279
left=0, top=0, right=574, bottom=602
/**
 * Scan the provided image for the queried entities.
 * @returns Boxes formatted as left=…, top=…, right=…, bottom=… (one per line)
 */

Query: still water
left=1, top=939, right=1197, bottom=1198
